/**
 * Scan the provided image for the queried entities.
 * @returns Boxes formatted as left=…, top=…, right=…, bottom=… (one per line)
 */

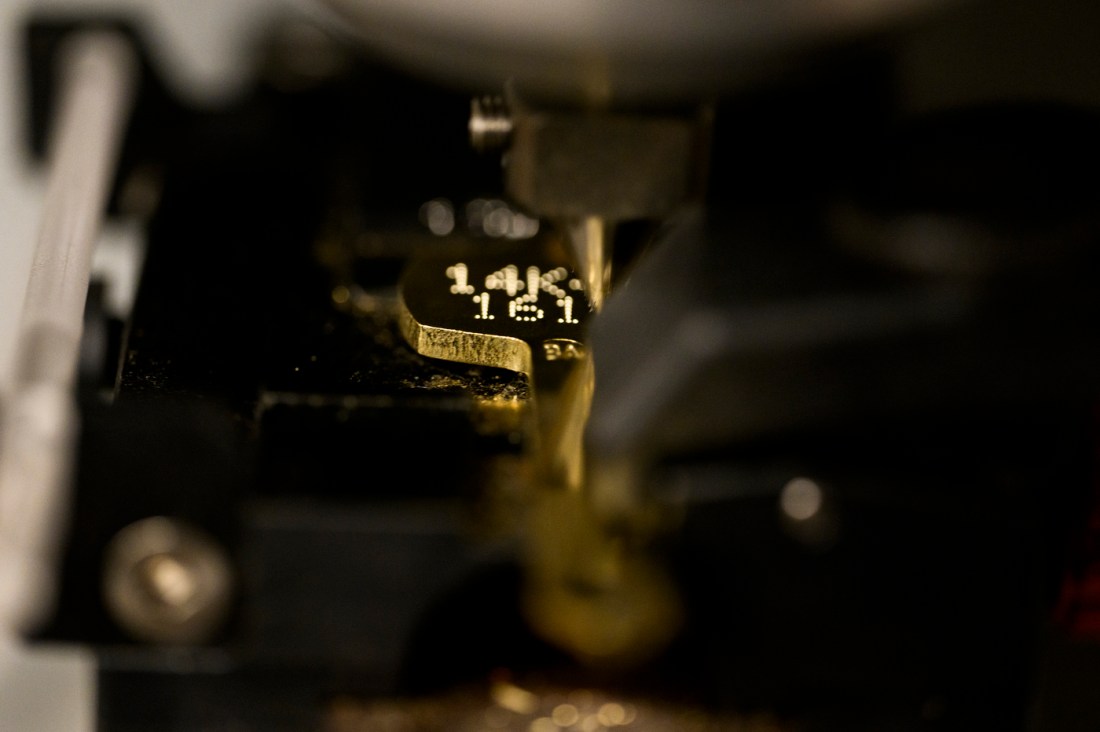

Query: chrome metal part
left=321, top=0, right=962, bottom=105
left=0, top=32, right=136, bottom=638
left=469, top=95, right=513, bottom=152
left=102, top=517, right=234, bottom=646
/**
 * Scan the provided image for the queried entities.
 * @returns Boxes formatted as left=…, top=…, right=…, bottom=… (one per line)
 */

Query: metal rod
left=0, top=32, right=135, bottom=637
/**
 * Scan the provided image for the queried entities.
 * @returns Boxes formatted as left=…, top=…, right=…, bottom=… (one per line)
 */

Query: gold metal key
left=398, top=249, right=680, bottom=667
left=399, top=253, right=594, bottom=492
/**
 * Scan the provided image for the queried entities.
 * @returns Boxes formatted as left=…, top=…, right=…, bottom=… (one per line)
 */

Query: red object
left=1053, top=418, right=1100, bottom=637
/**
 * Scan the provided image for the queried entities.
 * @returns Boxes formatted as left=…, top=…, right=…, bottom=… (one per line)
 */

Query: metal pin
left=565, top=217, right=613, bottom=311
left=469, top=95, right=513, bottom=152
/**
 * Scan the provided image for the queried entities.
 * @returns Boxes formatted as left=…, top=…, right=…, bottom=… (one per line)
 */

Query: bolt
left=469, top=95, right=512, bottom=152
left=102, top=516, right=233, bottom=645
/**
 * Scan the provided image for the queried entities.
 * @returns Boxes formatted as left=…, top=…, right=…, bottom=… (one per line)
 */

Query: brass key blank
left=399, top=257, right=590, bottom=373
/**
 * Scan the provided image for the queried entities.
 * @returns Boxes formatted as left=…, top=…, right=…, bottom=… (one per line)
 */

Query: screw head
left=102, top=517, right=233, bottom=645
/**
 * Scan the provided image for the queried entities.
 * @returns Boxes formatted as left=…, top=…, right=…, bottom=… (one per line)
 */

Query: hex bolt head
left=102, top=516, right=233, bottom=645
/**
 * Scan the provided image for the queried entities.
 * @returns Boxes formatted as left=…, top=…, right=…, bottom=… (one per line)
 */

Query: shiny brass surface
left=398, top=255, right=591, bottom=369
left=399, top=253, right=593, bottom=490
left=565, top=216, right=613, bottom=312
left=399, top=306, right=531, bottom=373
left=398, top=249, right=678, bottom=665
left=326, top=677, right=788, bottom=731
left=522, top=489, right=682, bottom=667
